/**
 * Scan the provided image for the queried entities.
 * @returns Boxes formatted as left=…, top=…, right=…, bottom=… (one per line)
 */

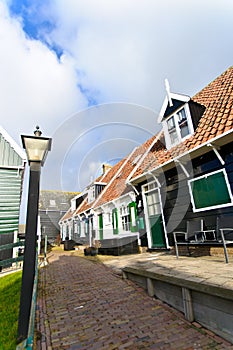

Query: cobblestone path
left=35, top=252, right=233, bottom=350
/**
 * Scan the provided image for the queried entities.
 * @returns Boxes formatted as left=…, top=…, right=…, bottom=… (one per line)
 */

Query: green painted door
left=98, top=214, right=103, bottom=240
left=146, top=189, right=165, bottom=248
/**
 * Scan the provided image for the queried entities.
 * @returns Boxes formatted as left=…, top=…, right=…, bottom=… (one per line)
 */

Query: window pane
left=148, top=183, right=155, bottom=190
left=122, top=215, right=130, bottom=231
left=169, top=129, right=179, bottom=144
left=180, top=122, right=189, bottom=138
left=178, top=109, right=190, bottom=138
left=147, top=191, right=159, bottom=205
left=167, top=116, right=175, bottom=130
left=146, top=190, right=161, bottom=217
left=177, top=109, right=187, bottom=123
left=147, top=194, right=153, bottom=205
left=148, top=205, right=155, bottom=216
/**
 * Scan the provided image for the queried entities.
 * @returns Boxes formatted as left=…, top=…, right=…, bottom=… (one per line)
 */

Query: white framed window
left=188, top=169, right=233, bottom=212
left=74, top=221, right=78, bottom=234
left=146, top=190, right=161, bottom=216
left=143, top=181, right=156, bottom=193
left=164, top=105, right=194, bottom=149
left=105, top=212, right=112, bottom=225
left=88, top=185, right=95, bottom=203
left=120, top=205, right=130, bottom=231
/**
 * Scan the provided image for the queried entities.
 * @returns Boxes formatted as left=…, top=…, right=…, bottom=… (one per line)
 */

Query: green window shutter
left=191, top=170, right=232, bottom=210
left=98, top=214, right=103, bottom=240
left=129, top=202, right=138, bottom=232
left=112, top=208, right=119, bottom=234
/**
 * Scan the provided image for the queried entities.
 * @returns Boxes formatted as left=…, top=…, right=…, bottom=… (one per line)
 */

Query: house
left=60, top=164, right=117, bottom=246
left=59, top=192, right=86, bottom=243
left=60, top=66, right=233, bottom=255
left=0, top=126, right=26, bottom=261
left=39, top=190, right=80, bottom=243
left=59, top=158, right=144, bottom=254
left=128, top=66, right=233, bottom=250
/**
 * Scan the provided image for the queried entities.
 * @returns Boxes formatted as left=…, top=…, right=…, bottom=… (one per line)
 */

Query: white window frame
left=188, top=169, right=233, bottom=212
left=120, top=204, right=130, bottom=231
left=88, top=185, right=95, bottom=203
left=163, top=104, right=194, bottom=149
left=74, top=221, right=78, bottom=234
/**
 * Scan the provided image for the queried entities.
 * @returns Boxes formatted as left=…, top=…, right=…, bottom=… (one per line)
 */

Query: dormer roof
left=158, top=93, right=190, bottom=123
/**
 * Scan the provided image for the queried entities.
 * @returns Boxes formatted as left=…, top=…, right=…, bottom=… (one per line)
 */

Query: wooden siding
left=0, top=133, right=23, bottom=167
left=0, top=168, right=24, bottom=234
left=162, top=141, right=233, bottom=244
left=39, top=210, right=67, bottom=242
left=0, top=232, right=14, bottom=261
left=39, top=190, right=80, bottom=242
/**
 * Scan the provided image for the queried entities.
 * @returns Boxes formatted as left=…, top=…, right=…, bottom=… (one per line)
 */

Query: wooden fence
left=0, top=232, right=25, bottom=270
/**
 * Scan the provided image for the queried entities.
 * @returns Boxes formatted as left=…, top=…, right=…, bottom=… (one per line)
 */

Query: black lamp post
left=17, top=126, right=52, bottom=342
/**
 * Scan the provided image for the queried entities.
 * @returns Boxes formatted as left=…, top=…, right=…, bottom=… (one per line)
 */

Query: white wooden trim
left=126, top=131, right=163, bottom=183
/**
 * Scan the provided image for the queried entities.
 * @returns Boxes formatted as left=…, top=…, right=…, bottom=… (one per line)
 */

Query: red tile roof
left=75, top=158, right=126, bottom=214
left=94, top=136, right=157, bottom=208
left=60, top=208, right=74, bottom=221
left=61, top=66, right=233, bottom=217
left=131, top=66, right=233, bottom=180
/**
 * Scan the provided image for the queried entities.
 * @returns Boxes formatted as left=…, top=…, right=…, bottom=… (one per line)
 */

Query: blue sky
left=1, top=0, right=233, bottom=193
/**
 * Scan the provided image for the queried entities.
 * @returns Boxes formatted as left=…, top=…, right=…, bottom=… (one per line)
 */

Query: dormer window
left=158, top=80, right=205, bottom=150
left=87, top=182, right=106, bottom=203
left=163, top=104, right=194, bottom=149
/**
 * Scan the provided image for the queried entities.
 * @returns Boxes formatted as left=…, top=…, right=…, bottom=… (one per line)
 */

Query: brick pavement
left=35, top=250, right=233, bottom=350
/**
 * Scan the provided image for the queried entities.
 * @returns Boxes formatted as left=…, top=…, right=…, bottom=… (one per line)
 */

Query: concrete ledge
left=123, top=266, right=233, bottom=301
left=122, top=265, right=233, bottom=344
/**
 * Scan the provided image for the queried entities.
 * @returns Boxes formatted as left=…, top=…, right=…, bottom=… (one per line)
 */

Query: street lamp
left=17, top=126, right=52, bottom=343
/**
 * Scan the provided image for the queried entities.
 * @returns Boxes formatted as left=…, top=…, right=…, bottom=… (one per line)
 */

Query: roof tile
left=131, top=66, right=233, bottom=179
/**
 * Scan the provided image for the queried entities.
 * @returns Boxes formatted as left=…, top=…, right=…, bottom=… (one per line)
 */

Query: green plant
left=0, top=271, right=22, bottom=349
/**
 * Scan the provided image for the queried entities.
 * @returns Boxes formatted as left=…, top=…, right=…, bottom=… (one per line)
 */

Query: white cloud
left=1, top=0, right=233, bottom=195
left=45, top=103, right=158, bottom=191
left=0, top=1, right=87, bottom=143
left=46, top=0, right=233, bottom=108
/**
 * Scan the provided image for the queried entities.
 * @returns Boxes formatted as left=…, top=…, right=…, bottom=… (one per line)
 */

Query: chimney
left=102, top=163, right=112, bottom=174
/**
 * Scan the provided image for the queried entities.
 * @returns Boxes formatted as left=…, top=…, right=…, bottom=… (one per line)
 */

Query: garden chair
left=173, top=219, right=204, bottom=259
left=216, top=216, right=233, bottom=263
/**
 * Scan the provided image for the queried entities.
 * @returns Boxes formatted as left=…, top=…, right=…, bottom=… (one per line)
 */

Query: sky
left=1, top=0, right=233, bottom=193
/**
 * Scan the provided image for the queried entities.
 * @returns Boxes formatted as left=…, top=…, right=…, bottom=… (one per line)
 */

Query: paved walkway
left=35, top=250, right=233, bottom=350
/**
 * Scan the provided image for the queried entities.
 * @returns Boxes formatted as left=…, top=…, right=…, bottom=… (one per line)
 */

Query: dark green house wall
left=161, top=142, right=233, bottom=245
